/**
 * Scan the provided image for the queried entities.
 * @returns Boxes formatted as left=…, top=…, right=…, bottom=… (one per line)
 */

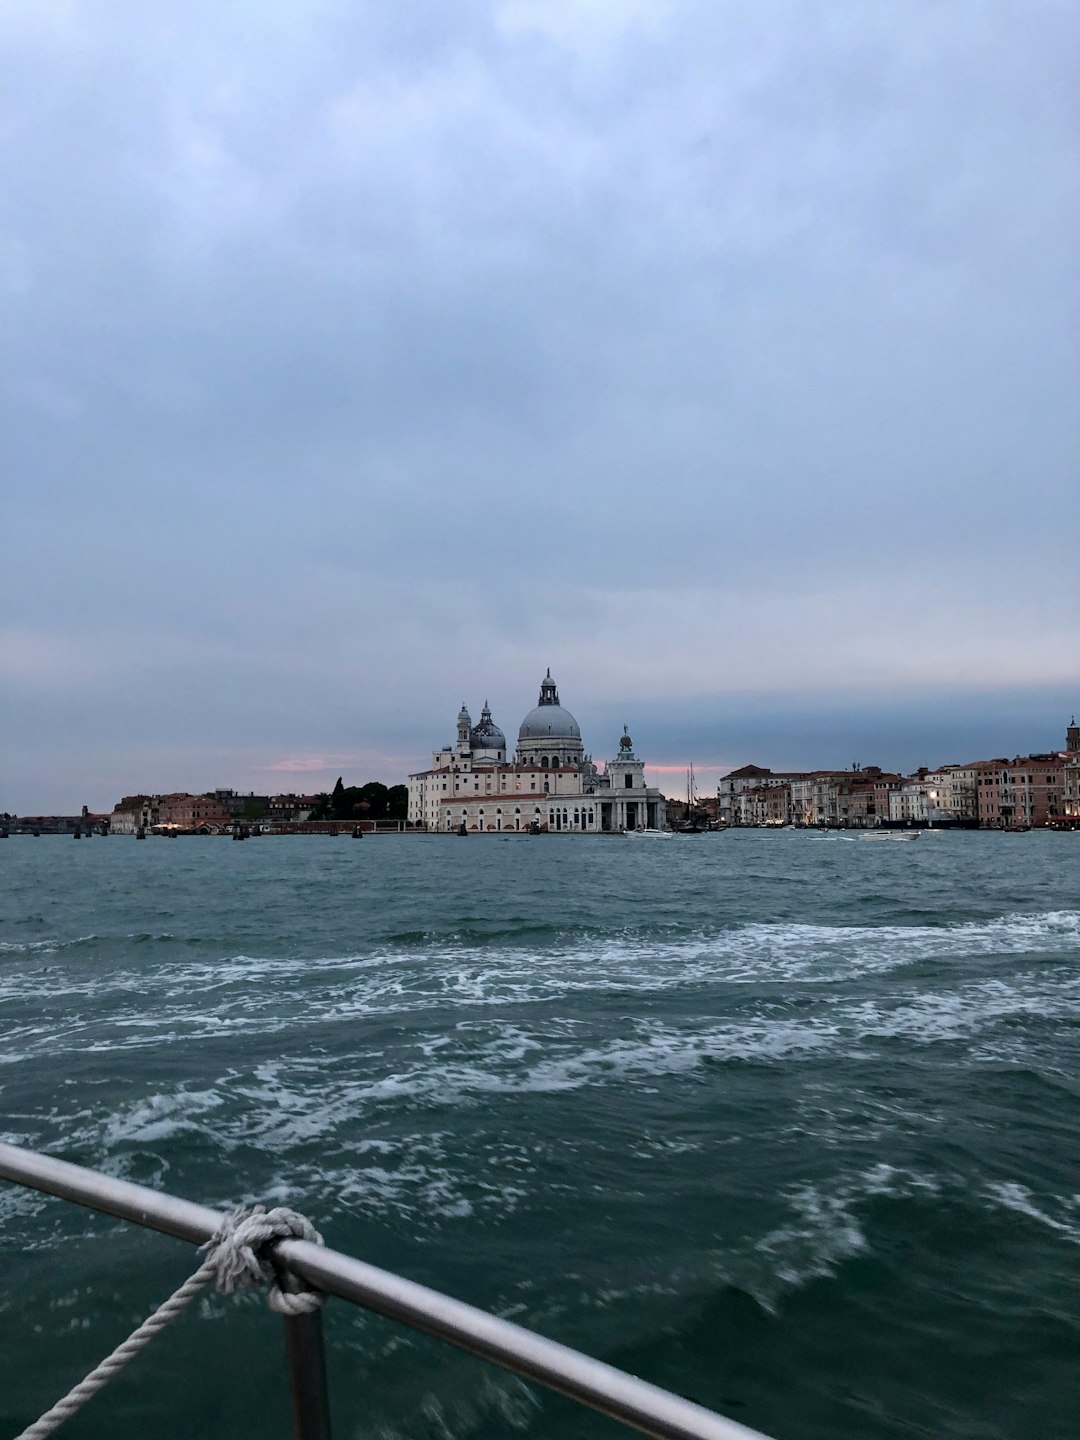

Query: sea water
left=1, top=831, right=1077, bottom=1439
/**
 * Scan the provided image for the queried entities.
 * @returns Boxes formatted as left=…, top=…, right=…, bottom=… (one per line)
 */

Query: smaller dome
left=471, top=702, right=506, bottom=751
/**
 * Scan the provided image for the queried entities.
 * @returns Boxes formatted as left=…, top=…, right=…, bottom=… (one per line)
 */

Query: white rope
left=14, top=1205, right=325, bottom=1440
left=202, top=1204, right=325, bottom=1316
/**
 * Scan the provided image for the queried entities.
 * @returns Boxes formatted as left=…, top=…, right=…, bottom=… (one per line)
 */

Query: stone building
left=109, top=795, right=161, bottom=834
left=154, top=793, right=233, bottom=832
left=408, top=670, right=667, bottom=833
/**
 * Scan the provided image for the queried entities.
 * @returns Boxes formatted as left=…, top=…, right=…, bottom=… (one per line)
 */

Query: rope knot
left=201, top=1205, right=325, bottom=1316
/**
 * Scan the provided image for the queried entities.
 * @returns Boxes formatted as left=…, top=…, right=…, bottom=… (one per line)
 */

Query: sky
left=2, top=0, right=1077, bottom=813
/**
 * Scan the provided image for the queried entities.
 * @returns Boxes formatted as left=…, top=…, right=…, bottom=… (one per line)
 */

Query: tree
left=307, top=778, right=408, bottom=822
left=358, top=782, right=389, bottom=816
left=386, top=785, right=408, bottom=819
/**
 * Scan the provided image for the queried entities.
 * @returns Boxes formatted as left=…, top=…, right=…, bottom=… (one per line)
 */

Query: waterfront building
left=974, top=756, right=1066, bottom=828
left=889, top=781, right=931, bottom=825
left=209, top=789, right=277, bottom=818
left=267, top=794, right=319, bottom=821
left=840, top=779, right=880, bottom=827
left=924, top=767, right=979, bottom=824
left=154, top=793, right=233, bottom=832
left=717, top=765, right=808, bottom=825
left=732, top=782, right=791, bottom=826
left=871, top=774, right=905, bottom=823
left=408, top=671, right=668, bottom=833
left=1064, top=755, right=1080, bottom=820
left=110, top=793, right=232, bottom=833
left=788, top=773, right=856, bottom=827
left=109, top=795, right=160, bottom=834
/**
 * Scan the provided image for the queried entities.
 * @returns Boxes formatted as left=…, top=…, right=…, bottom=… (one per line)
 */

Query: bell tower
left=1067, top=716, right=1080, bottom=754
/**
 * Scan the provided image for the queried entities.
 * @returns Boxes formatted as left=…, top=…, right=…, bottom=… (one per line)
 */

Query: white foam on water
left=46, top=1013, right=833, bottom=1184
left=2, top=910, right=1077, bottom=1027
left=753, top=1163, right=944, bottom=1303
left=0, top=907, right=1075, bottom=1073
left=257, top=1133, right=534, bottom=1226
left=0, top=935, right=99, bottom=956
left=100, top=1088, right=225, bottom=1147
left=837, top=971, right=1080, bottom=1045
left=984, top=1181, right=1080, bottom=1245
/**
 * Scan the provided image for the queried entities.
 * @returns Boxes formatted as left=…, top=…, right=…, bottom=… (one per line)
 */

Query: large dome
left=518, top=704, right=581, bottom=740
left=517, top=670, right=581, bottom=742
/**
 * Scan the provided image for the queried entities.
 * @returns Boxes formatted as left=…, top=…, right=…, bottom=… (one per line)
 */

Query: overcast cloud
left=2, top=0, right=1077, bottom=811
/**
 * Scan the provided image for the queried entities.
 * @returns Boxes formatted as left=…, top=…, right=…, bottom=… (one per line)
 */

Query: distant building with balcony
left=889, top=781, right=931, bottom=825
left=923, top=767, right=979, bottom=824
left=975, top=756, right=1066, bottom=828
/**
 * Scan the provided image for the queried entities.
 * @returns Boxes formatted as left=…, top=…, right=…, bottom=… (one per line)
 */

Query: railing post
left=283, top=1311, right=332, bottom=1440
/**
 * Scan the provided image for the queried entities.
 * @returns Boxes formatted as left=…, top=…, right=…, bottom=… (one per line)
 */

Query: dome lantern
left=516, top=671, right=584, bottom=762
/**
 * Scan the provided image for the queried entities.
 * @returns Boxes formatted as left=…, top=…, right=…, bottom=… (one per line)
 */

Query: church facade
left=408, top=671, right=668, bottom=833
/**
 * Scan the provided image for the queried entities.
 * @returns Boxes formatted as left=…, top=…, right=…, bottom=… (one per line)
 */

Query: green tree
left=307, top=778, right=408, bottom=822
left=386, top=785, right=408, bottom=819
left=358, top=782, right=389, bottom=817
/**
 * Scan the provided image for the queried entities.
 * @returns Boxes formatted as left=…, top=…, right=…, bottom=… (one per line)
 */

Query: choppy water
left=1, top=831, right=1078, bottom=1439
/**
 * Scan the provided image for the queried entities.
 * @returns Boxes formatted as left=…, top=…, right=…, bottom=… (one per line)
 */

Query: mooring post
left=284, top=1310, right=333, bottom=1440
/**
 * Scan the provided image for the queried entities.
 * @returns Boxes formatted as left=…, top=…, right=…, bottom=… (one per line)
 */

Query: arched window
left=543, top=780, right=550, bottom=794
left=541, top=756, right=549, bottom=768
left=551, top=757, right=560, bottom=769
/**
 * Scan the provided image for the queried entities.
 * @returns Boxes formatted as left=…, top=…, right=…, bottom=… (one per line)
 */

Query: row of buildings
left=10, top=699, right=1077, bottom=838
left=107, top=790, right=318, bottom=834
left=717, top=719, right=1080, bottom=829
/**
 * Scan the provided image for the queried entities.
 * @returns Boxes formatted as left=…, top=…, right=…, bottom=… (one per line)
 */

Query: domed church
left=408, top=670, right=668, bottom=833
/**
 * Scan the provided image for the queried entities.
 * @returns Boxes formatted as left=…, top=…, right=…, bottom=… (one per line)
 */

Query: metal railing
left=0, top=1142, right=773, bottom=1440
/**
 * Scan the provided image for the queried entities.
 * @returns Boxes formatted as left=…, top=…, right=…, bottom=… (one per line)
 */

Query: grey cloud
left=2, top=0, right=1077, bottom=810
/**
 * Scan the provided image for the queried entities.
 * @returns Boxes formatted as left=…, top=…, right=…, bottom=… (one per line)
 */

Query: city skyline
left=3, top=2, right=1077, bottom=814
left=5, top=684, right=1076, bottom=816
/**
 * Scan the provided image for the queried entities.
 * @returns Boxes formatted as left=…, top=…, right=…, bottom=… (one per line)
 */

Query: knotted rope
left=203, top=1205, right=325, bottom=1316
left=14, top=1205, right=324, bottom=1440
